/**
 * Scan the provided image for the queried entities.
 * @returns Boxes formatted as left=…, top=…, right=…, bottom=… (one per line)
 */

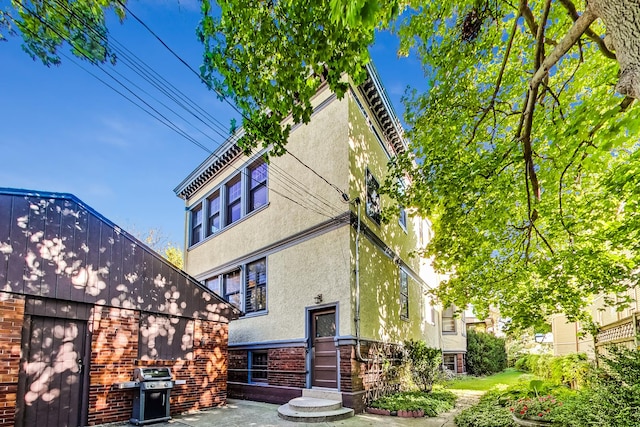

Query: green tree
left=197, top=0, right=640, bottom=329
left=6, top=0, right=640, bottom=329
left=1, top=0, right=126, bottom=65
left=466, top=330, right=507, bottom=376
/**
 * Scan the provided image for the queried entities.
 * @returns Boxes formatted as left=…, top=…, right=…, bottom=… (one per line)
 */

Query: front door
left=20, top=316, right=88, bottom=427
left=311, top=308, right=337, bottom=388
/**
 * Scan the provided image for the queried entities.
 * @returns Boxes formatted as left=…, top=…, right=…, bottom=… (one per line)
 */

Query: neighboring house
left=0, top=188, right=239, bottom=427
left=551, top=286, right=640, bottom=358
left=174, top=64, right=466, bottom=412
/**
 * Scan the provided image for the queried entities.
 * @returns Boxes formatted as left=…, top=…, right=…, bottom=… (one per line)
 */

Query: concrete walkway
left=115, top=390, right=483, bottom=427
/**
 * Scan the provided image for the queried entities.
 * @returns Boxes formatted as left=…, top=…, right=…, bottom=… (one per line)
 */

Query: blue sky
left=0, top=0, right=425, bottom=249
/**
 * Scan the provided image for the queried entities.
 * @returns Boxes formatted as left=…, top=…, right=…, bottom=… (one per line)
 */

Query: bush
left=455, top=391, right=516, bottom=427
left=549, top=346, right=640, bottom=426
left=466, top=329, right=507, bottom=376
left=369, top=390, right=456, bottom=416
left=403, top=339, right=442, bottom=392
left=514, top=353, right=591, bottom=388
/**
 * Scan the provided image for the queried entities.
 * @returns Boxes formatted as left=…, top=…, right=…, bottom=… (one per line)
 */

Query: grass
left=445, top=368, right=534, bottom=391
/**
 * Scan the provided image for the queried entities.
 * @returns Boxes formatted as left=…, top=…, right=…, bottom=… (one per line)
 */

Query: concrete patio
left=106, top=391, right=482, bottom=427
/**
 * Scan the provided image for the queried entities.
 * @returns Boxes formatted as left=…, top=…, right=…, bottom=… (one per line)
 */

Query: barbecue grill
left=129, top=367, right=174, bottom=425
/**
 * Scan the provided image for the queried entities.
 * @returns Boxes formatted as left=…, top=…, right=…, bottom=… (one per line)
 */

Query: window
left=205, top=275, right=220, bottom=295
left=249, top=160, right=267, bottom=211
left=399, top=206, right=407, bottom=230
left=442, top=305, right=456, bottom=333
left=226, top=176, right=242, bottom=226
left=398, top=179, right=407, bottom=230
left=249, top=351, right=268, bottom=383
left=191, top=205, right=203, bottom=245
left=443, top=354, right=456, bottom=372
left=366, top=169, right=381, bottom=224
left=188, top=158, right=268, bottom=246
left=400, top=270, right=409, bottom=319
left=207, top=191, right=221, bottom=236
left=223, top=269, right=242, bottom=308
left=209, top=258, right=268, bottom=313
left=245, top=259, right=267, bottom=313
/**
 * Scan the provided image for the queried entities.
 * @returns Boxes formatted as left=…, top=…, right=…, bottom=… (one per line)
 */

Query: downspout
left=354, top=198, right=368, bottom=362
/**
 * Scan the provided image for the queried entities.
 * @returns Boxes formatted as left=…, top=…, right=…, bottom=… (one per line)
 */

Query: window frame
left=226, top=175, right=242, bottom=226
left=249, top=350, right=268, bottom=383
left=400, top=269, right=409, bottom=320
left=190, top=204, right=203, bottom=245
left=187, top=156, right=268, bottom=247
left=366, top=168, right=381, bottom=225
left=442, top=305, right=457, bottom=334
left=207, top=257, right=268, bottom=314
left=248, top=159, right=268, bottom=212
left=207, top=191, right=221, bottom=237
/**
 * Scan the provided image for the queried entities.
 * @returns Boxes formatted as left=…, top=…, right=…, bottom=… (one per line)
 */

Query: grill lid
left=133, top=367, right=172, bottom=381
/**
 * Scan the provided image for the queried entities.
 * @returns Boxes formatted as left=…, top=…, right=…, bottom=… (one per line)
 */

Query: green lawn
left=444, top=368, right=533, bottom=391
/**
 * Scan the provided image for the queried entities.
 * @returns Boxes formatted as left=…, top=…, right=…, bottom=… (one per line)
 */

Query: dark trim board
left=228, top=382, right=302, bottom=405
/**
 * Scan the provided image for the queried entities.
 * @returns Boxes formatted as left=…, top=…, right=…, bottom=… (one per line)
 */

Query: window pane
left=224, top=270, right=242, bottom=308
left=251, top=351, right=268, bottom=382
left=208, top=192, right=220, bottom=235
left=246, top=259, right=266, bottom=313
left=250, top=185, right=267, bottom=211
left=250, top=161, right=267, bottom=188
left=206, top=276, right=220, bottom=295
left=315, top=313, right=336, bottom=337
left=228, top=200, right=241, bottom=225
left=191, top=206, right=202, bottom=245
left=227, top=177, right=242, bottom=202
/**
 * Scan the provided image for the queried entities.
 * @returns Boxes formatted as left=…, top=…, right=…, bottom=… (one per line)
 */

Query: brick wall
left=0, top=293, right=24, bottom=427
left=87, top=306, right=140, bottom=425
left=268, top=347, right=306, bottom=387
left=228, top=349, right=248, bottom=383
left=456, top=353, right=465, bottom=373
left=86, top=308, right=229, bottom=425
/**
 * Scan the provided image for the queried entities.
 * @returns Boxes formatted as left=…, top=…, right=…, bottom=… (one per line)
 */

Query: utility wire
left=14, top=1, right=342, bottom=219
left=118, top=1, right=349, bottom=200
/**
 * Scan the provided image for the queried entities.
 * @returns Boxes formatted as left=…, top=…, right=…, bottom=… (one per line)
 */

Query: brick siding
left=268, top=347, right=306, bottom=387
left=0, top=297, right=229, bottom=426
left=0, top=293, right=24, bottom=427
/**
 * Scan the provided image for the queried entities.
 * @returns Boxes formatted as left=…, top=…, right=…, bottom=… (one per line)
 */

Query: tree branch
left=558, top=0, right=616, bottom=60
left=466, top=7, right=521, bottom=146
left=531, top=7, right=597, bottom=88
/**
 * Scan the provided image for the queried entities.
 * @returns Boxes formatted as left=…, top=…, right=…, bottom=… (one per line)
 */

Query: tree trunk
left=589, top=0, right=640, bottom=98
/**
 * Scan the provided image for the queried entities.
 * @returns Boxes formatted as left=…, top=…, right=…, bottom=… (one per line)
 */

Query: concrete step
left=302, top=389, right=343, bottom=401
left=277, top=403, right=354, bottom=423
left=288, top=397, right=343, bottom=413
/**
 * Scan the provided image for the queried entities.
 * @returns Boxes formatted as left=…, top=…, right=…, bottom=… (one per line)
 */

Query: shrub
left=403, top=340, right=442, bottom=392
left=369, top=390, right=456, bottom=416
left=514, top=353, right=591, bottom=389
left=466, top=330, right=508, bottom=376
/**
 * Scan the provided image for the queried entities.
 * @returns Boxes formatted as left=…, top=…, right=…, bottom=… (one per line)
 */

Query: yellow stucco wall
left=228, top=227, right=352, bottom=344
left=179, top=81, right=449, bottom=350
left=184, top=86, right=350, bottom=276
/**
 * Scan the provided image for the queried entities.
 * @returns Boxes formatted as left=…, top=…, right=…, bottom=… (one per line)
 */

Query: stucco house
left=174, top=64, right=466, bottom=413
left=551, top=286, right=640, bottom=358
left=0, top=188, right=238, bottom=427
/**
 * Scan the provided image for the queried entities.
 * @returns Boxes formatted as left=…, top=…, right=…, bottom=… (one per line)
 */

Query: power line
left=14, top=0, right=345, bottom=219
left=118, top=1, right=349, bottom=200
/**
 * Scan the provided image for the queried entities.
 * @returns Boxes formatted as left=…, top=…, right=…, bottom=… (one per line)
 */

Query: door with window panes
left=310, top=308, right=337, bottom=388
